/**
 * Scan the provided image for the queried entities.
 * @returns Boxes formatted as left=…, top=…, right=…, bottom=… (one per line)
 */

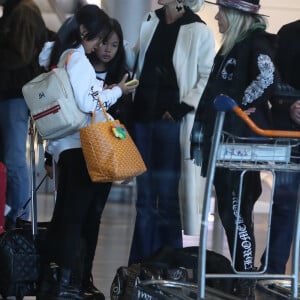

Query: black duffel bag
left=110, top=246, right=235, bottom=300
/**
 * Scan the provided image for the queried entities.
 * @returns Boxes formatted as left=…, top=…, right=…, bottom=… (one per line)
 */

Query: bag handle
left=91, top=97, right=111, bottom=124
left=91, top=98, right=127, bottom=140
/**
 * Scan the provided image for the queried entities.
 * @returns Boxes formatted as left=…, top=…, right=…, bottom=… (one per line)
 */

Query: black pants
left=45, top=148, right=112, bottom=276
left=214, top=168, right=261, bottom=271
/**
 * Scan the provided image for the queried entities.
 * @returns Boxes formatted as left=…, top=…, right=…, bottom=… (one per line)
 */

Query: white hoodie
left=39, top=42, right=122, bottom=162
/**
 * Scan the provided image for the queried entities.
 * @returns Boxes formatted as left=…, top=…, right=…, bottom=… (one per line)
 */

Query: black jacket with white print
left=194, top=27, right=277, bottom=176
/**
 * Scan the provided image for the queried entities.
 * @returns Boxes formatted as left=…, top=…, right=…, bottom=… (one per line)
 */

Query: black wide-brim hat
left=205, top=0, right=268, bottom=16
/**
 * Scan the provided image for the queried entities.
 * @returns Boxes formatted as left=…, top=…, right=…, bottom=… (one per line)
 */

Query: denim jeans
left=261, top=171, right=300, bottom=274
left=128, top=121, right=183, bottom=265
left=0, top=98, right=30, bottom=221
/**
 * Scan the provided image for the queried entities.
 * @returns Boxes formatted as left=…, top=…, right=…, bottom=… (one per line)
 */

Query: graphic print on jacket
left=242, top=54, right=275, bottom=105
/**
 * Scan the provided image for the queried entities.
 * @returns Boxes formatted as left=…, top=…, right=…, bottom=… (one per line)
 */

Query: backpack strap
left=65, top=50, right=74, bottom=65
left=57, top=50, right=74, bottom=68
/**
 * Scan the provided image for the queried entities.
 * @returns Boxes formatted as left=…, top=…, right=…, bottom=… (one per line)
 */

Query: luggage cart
left=197, top=95, right=300, bottom=300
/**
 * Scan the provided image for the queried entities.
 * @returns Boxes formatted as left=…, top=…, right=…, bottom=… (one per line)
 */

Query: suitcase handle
left=18, top=174, right=47, bottom=218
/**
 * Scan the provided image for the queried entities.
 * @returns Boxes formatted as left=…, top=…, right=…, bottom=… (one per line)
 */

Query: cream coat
left=125, top=11, right=215, bottom=235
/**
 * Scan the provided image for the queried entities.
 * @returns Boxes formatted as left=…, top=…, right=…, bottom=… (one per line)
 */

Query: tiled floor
left=2, top=172, right=297, bottom=299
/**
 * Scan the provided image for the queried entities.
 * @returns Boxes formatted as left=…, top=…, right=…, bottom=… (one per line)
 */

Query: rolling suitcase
left=0, top=119, right=47, bottom=300
left=0, top=227, right=46, bottom=300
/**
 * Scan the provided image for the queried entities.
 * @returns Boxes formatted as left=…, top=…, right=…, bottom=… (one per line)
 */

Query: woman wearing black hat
left=192, top=0, right=277, bottom=298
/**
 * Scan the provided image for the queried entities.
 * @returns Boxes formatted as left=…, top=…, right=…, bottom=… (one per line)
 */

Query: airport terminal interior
left=1, top=0, right=300, bottom=299
left=30, top=171, right=280, bottom=299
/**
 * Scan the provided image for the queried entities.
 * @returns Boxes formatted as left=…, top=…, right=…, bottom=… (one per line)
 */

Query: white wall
left=148, top=0, right=300, bottom=50
left=42, top=1, right=300, bottom=48
left=198, top=0, right=300, bottom=49
left=101, top=0, right=151, bottom=46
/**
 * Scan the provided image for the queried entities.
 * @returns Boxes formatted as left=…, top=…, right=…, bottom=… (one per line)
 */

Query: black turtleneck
left=133, top=7, right=203, bottom=122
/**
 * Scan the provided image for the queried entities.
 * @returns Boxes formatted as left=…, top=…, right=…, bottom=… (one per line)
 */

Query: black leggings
left=214, top=168, right=262, bottom=271
left=45, top=148, right=111, bottom=274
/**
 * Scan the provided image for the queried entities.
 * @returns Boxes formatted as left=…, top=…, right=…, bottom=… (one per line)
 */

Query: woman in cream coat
left=126, top=0, right=215, bottom=264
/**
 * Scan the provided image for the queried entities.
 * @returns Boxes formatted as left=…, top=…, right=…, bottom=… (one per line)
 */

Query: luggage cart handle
left=214, top=94, right=300, bottom=138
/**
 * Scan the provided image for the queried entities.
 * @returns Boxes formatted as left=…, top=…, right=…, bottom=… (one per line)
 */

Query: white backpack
left=22, top=51, right=88, bottom=140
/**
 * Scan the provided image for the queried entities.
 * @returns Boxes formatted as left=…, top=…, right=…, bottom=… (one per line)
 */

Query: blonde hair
left=220, top=7, right=267, bottom=55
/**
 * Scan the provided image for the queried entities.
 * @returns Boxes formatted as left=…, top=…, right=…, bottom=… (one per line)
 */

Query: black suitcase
left=0, top=227, right=47, bottom=300
left=0, top=120, right=48, bottom=300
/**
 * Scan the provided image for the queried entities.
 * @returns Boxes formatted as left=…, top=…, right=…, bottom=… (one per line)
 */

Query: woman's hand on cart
left=244, top=107, right=256, bottom=115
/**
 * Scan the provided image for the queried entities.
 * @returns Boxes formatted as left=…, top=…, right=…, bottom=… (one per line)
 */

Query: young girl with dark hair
left=89, top=18, right=134, bottom=130
left=38, top=5, right=138, bottom=300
